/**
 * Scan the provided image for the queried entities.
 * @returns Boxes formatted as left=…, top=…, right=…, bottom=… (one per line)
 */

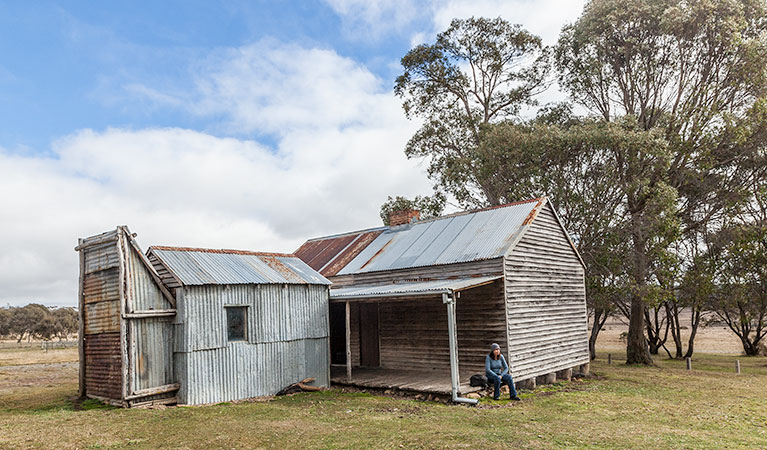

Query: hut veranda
left=76, top=226, right=330, bottom=407
left=76, top=197, right=589, bottom=406
left=295, top=197, right=590, bottom=403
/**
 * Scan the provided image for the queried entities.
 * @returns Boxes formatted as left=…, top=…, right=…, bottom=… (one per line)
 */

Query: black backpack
left=469, top=374, right=487, bottom=388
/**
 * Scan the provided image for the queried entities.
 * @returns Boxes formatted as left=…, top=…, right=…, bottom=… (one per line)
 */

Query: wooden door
left=359, top=303, right=380, bottom=367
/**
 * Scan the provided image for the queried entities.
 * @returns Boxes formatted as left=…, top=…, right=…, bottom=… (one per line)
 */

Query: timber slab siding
left=344, top=280, right=506, bottom=376
left=504, top=204, right=589, bottom=381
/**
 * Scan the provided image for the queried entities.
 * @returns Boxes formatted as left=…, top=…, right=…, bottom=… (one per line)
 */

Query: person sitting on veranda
left=485, top=343, right=521, bottom=401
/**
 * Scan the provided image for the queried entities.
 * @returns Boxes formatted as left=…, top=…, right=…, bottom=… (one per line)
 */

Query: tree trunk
left=626, top=202, right=653, bottom=365
left=589, top=308, right=608, bottom=360
left=666, top=302, right=683, bottom=358
left=683, top=306, right=701, bottom=359
left=626, top=294, right=653, bottom=364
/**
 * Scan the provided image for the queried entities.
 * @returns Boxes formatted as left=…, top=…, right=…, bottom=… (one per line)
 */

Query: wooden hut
left=295, top=197, right=589, bottom=403
left=76, top=226, right=331, bottom=407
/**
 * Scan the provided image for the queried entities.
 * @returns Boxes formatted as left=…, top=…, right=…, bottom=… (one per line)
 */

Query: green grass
left=1, top=351, right=766, bottom=449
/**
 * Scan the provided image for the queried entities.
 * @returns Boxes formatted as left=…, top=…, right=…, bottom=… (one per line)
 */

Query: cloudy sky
left=0, top=0, right=586, bottom=307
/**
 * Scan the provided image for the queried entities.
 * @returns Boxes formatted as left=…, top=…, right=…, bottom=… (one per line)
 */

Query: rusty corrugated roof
left=148, top=246, right=331, bottom=286
left=296, top=197, right=553, bottom=277
left=294, top=228, right=385, bottom=277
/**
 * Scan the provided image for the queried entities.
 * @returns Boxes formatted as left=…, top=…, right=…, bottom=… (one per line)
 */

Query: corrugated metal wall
left=175, top=284, right=330, bottom=405
left=127, top=245, right=169, bottom=312
left=504, top=204, right=589, bottom=381
left=125, top=242, right=176, bottom=397
left=80, top=233, right=123, bottom=401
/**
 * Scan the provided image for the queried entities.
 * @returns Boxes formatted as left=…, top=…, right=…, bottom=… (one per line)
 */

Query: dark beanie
left=490, top=343, right=500, bottom=351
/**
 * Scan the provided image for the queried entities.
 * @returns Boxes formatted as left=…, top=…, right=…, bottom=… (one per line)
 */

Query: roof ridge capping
left=412, top=196, right=546, bottom=225
left=148, top=245, right=295, bottom=258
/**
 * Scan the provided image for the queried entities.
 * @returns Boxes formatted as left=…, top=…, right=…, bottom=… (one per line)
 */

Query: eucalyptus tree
left=477, top=114, right=674, bottom=360
left=555, top=0, right=767, bottom=364
left=395, top=17, right=550, bottom=207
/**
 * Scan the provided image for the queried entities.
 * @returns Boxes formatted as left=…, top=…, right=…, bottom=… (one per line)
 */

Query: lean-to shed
left=76, top=227, right=331, bottom=407
left=295, top=197, right=590, bottom=403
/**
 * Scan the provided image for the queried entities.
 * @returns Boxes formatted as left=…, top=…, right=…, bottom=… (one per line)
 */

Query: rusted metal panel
left=294, top=233, right=358, bottom=270
left=326, top=198, right=543, bottom=276
left=321, top=230, right=384, bottom=276
left=83, top=240, right=121, bottom=274
left=84, top=300, right=120, bottom=334
left=148, top=247, right=330, bottom=286
left=504, top=203, right=589, bottom=382
left=84, top=332, right=122, bottom=400
left=83, top=268, right=119, bottom=305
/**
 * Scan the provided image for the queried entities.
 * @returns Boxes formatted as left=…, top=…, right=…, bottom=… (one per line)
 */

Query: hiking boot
left=510, top=396, right=521, bottom=401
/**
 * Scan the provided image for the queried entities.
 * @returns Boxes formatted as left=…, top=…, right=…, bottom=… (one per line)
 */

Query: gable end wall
left=504, top=203, right=589, bottom=381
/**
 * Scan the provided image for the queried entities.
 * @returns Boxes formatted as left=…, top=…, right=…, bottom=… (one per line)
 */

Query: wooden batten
left=78, top=226, right=179, bottom=408
left=504, top=203, right=589, bottom=381
left=78, top=238, right=86, bottom=398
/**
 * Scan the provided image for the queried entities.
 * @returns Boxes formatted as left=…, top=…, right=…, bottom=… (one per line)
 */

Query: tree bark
left=589, top=308, right=608, bottom=360
left=627, top=294, right=653, bottom=364
left=626, top=209, right=653, bottom=365
left=683, top=306, right=701, bottom=359
left=667, top=301, right=683, bottom=358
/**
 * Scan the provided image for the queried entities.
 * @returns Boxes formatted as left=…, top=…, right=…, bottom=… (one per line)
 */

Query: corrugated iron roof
left=148, top=246, right=331, bottom=286
left=336, top=198, right=545, bottom=275
left=295, top=228, right=385, bottom=277
left=330, top=276, right=503, bottom=299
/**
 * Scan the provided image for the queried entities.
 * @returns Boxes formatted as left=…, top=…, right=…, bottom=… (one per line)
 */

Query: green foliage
left=1, top=304, right=79, bottom=342
left=707, top=220, right=767, bottom=355
left=379, top=193, right=446, bottom=226
left=395, top=17, right=550, bottom=206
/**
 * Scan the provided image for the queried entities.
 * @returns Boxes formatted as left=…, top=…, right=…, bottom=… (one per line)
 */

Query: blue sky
left=0, top=0, right=586, bottom=306
left=0, top=1, right=431, bottom=152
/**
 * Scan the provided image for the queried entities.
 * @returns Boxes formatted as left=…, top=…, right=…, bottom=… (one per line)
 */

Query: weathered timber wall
left=505, top=203, right=589, bottom=381
left=345, top=280, right=505, bottom=376
left=175, top=284, right=330, bottom=405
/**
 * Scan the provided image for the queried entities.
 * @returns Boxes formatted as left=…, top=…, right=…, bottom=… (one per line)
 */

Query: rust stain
left=294, top=233, right=358, bottom=271
left=149, top=245, right=294, bottom=258
left=359, top=238, right=393, bottom=270
left=522, top=198, right=546, bottom=226
left=323, top=230, right=384, bottom=277
left=261, top=256, right=303, bottom=283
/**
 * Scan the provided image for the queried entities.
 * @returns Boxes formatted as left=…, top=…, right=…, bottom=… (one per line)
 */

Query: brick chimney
left=389, top=208, right=420, bottom=226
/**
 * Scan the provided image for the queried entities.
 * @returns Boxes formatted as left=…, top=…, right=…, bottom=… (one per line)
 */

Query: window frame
left=224, top=305, right=248, bottom=343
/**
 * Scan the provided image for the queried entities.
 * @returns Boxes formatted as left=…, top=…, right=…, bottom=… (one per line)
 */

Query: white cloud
left=322, top=0, right=422, bottom=39
left=430, top=0, right=586, bottom=45
left=0, top=42, right=432, bottom=307
left=325, top=0, right=586, bottom=46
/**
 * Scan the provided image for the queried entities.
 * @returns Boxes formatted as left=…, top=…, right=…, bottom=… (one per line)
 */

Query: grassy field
left=1, top=348, right=766, bottom=449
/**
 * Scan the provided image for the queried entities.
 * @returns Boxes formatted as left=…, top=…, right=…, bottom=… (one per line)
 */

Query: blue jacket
left=485, top=354, right=509, bottom=376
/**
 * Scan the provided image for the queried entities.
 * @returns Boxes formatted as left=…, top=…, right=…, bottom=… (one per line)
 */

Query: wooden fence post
left=608, top=353, right=611, bottom=365
left=686, top=357, right=691, bottom=371
left=735, top=360, right=741, bottom=375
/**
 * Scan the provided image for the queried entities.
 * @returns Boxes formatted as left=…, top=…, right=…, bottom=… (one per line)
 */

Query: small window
left=226, top=306, right=247, bottom=342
